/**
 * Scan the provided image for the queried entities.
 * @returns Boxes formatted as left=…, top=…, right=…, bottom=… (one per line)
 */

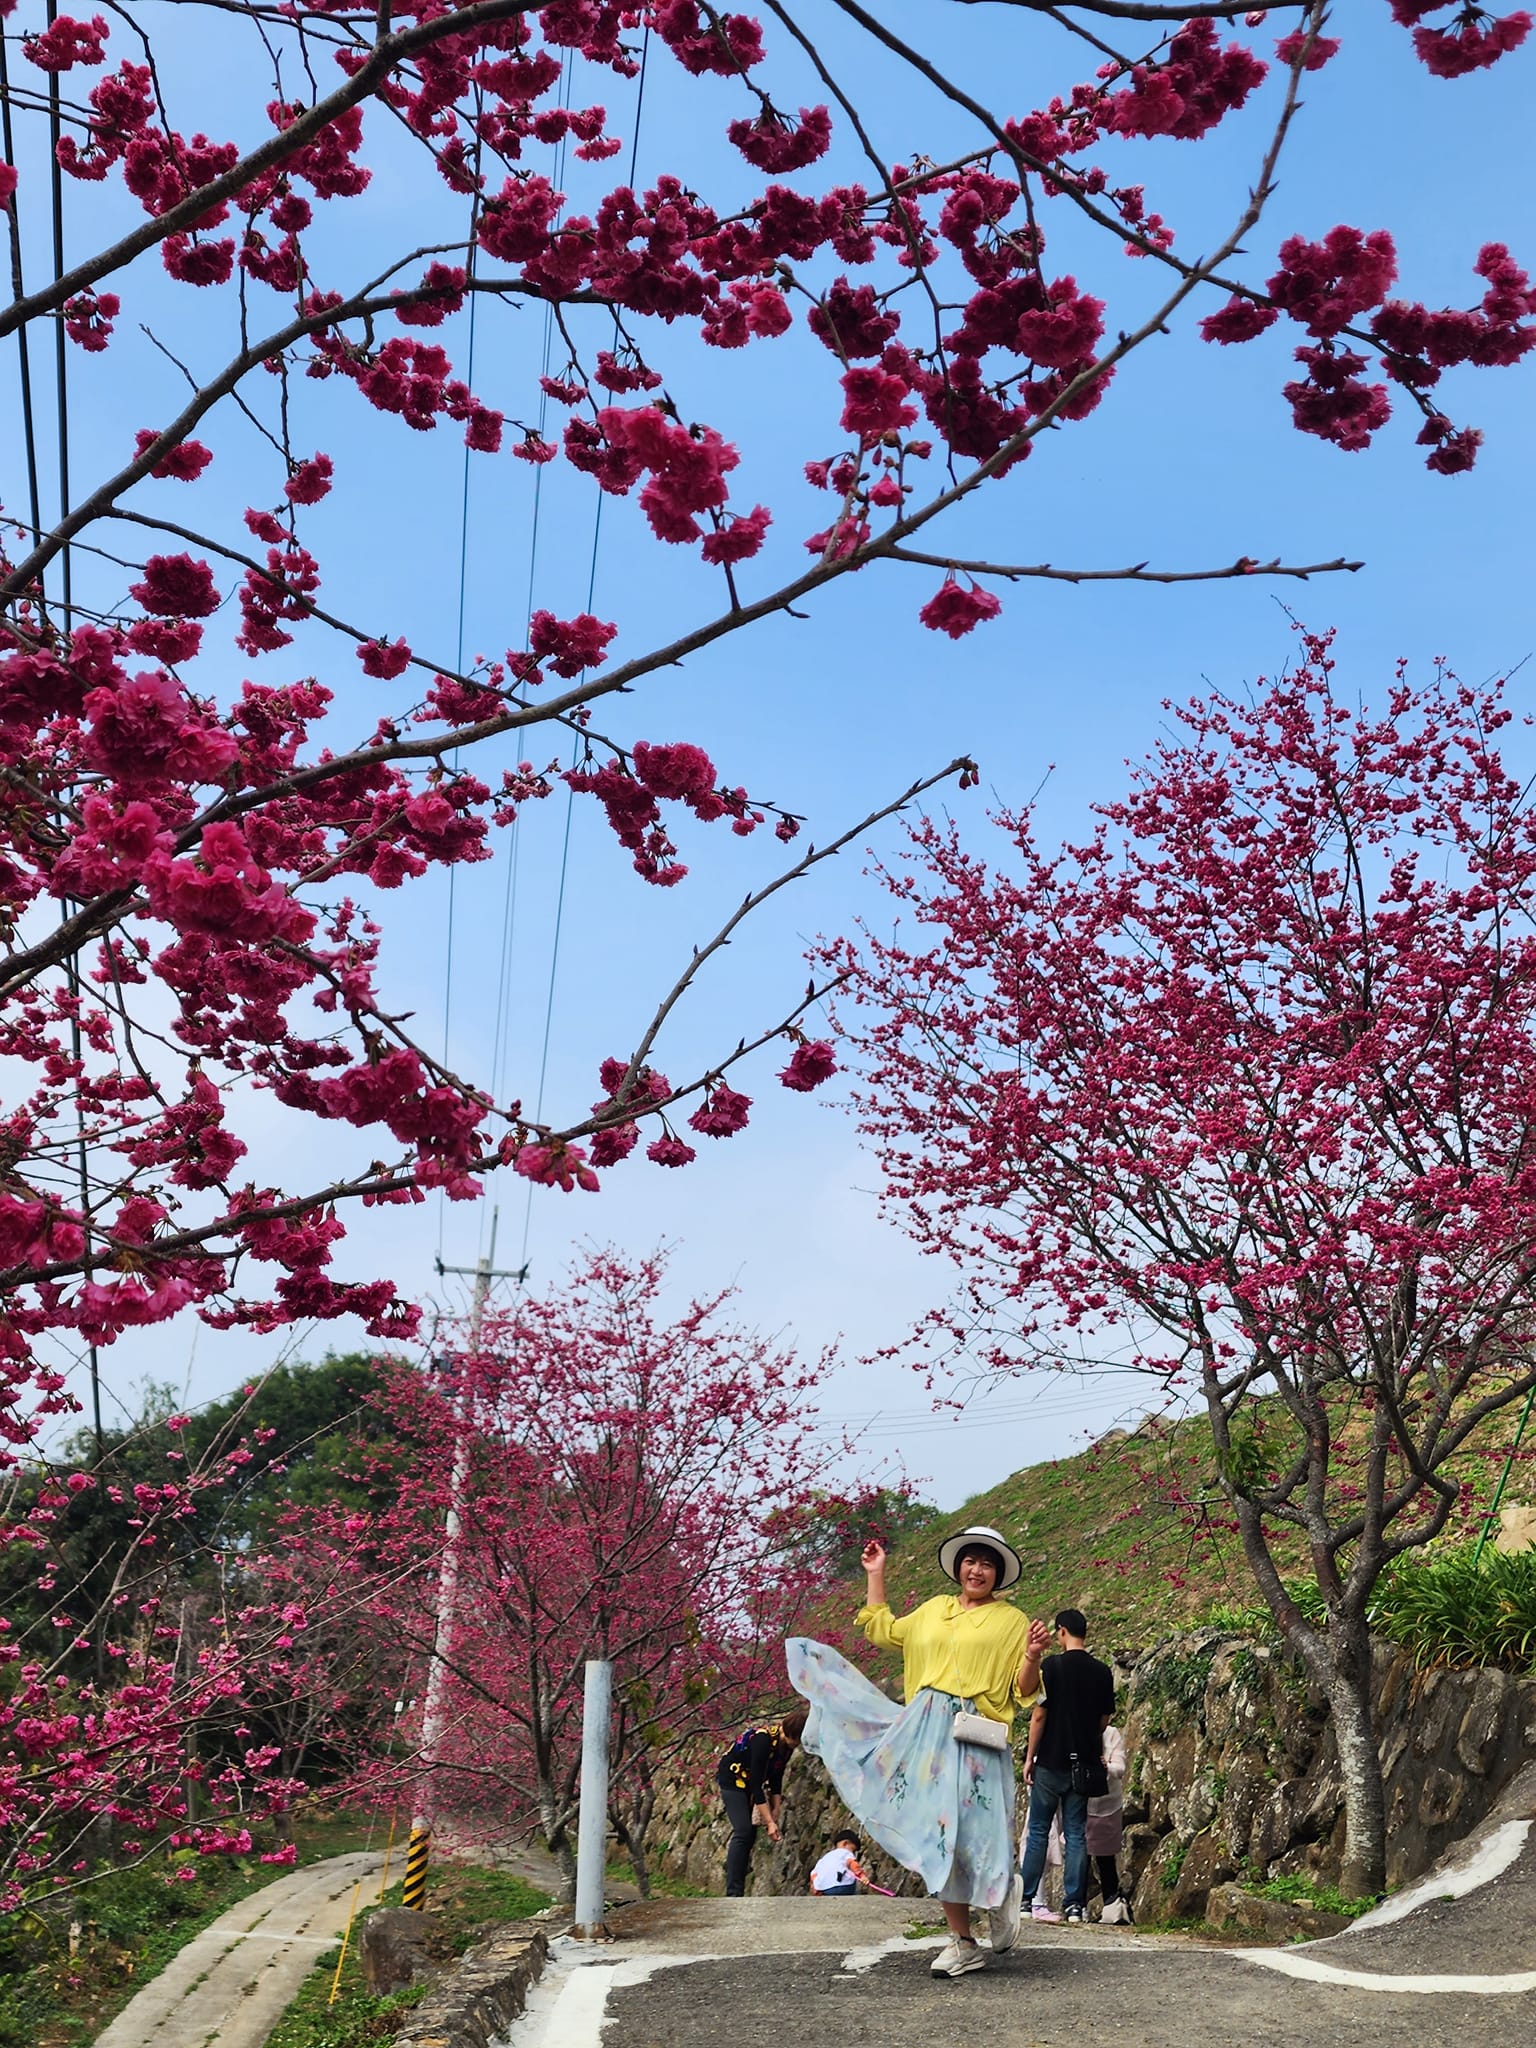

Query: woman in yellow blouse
left=787, top=1523, right=1046, bottom=1980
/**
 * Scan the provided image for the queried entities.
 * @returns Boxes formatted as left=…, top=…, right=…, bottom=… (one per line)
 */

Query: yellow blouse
left=858, top=1595, right=1042, bottom=1728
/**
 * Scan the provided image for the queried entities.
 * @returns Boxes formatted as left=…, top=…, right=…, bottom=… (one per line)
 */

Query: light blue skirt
left=785, top=1637, right=1016, bottom=1908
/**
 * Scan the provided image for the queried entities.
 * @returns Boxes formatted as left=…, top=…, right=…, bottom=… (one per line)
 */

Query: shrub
left=1201, top=1544, right=1536, bottom=1674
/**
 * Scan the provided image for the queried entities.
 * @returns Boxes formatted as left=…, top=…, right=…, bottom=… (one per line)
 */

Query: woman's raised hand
left=860, top=1539, right=887, bottom=1574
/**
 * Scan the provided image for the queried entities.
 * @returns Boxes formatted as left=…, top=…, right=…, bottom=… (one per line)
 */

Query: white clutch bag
left=952, top=1711, right=1009, bottom=1752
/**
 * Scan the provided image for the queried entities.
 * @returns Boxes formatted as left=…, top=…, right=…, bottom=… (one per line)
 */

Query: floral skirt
left=785, top=1637, right=1016, bottom=1909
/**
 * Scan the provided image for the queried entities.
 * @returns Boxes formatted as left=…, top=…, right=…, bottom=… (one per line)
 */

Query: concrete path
left=508, top=1813, right=1536, bottom=2048
left=91, top=1850, right=385, bottom=2048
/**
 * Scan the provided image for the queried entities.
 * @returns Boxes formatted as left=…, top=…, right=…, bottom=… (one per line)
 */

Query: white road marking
left=1339, top=1818, right=1530, bottom=1933
left=513, top=1949, right=723, bottom=2048
left=1234, top=1948, right=1536, bottom=1997
left=839, top=1933, right=947, bottom=1973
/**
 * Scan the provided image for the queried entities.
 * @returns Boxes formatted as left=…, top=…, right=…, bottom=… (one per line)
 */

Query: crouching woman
left=786, top=1524, right=1046, bottom=1979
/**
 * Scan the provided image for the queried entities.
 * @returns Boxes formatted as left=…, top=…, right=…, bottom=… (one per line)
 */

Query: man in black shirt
left=1017, top=1609, right=1114, bottom=1926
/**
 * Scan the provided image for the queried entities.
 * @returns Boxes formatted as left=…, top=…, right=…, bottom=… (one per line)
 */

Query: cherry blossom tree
left=834, top=631, right=1536, bottom=1895
left=0, top=1389, right=335, bottom=1908
left=0, top=0, right=1530, bottom=1464
left=278, top=1248, right=845, bottom=1892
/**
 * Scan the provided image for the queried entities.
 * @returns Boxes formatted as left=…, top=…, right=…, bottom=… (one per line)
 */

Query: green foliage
left=0, top=1816, right=376, bottom=2047
left=264, top=1969, right=427, bottom=2048
left=185, top=1352, right=397, bottom=1549
left=1162, top=1840, right=1188, bottom=1886
left=1251, top=1873, right=1376, bottom=1919
left=1202, top=1544, right=1536, bottom=1675
left=1138, top=1647, right=1217, bottom=1741
left=1369, top=1545, right=1536, bottom=1673
left=1213, top=1418, right=1276, bottom=1497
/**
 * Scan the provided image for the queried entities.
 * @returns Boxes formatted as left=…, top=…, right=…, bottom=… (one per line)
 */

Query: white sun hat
left=938, top=1523, right=1023, bottom=1592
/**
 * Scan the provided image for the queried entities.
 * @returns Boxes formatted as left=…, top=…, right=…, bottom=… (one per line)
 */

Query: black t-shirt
left=1036, top=1649, right=1115, bottom=1774
left=717, top=1727, right=792, bottom=1804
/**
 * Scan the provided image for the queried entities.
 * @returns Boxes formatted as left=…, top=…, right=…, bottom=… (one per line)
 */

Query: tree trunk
left=536, top=1785, right=576, bottom=1900
left=1230, top=1499, right=1386, bottom=1898
left=1321, top=1624, right=1387, bottom=1899
left=611, top=1813, right=653, bottom=1900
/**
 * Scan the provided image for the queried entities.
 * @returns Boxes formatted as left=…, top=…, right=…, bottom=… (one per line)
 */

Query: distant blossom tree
left=835, top=633, right=1536, bottom=1895
left=0, top=0, right=1531, bottom=1457
left=0, top=1391, right=334, bottom=1907
left=279, top=1248, right=844, bottom=1893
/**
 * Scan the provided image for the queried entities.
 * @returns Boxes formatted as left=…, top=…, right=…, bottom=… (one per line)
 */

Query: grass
left=604, top=1856, right=707, bottom=1899
left=0, top=1813, right=381, bottom=2048
left=1249, top=1873, right=1376, bottom=1921
left=833, top=1410, right=1267, bottom=1659
left=826, top=1399, right=1536, bottom=1666
left=265, top=1860, right=551, bottom=2048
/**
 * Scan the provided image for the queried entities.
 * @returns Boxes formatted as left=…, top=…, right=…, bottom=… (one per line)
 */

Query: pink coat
left=1086, top=1724, right=1126, bottom=1857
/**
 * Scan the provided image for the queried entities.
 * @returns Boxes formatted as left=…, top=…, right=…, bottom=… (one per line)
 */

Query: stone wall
left=646, top=1634, right=1536, bottom=1919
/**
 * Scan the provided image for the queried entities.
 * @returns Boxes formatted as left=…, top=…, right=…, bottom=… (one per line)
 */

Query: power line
left=517, top=32, right=650, bottom=1274
left=0, top=30, right=42, bottom=545
left=437, top=250, right=481, bottom=1264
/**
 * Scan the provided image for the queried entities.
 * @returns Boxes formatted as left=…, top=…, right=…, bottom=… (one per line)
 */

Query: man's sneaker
left=1100, top=1897, right=1134, bottom=1926
left=988, top=1874, right=1023, bottom=1953
left=930, top=1938, right=987, bottom=1978
left=1029, top=1901, right=1062, bottom=1923
left=1063, top=1905, right=1086, bottom=1926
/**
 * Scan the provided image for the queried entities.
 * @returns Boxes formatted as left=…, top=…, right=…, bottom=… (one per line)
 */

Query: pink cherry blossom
left=778, top=1040, right=837, bottom=1092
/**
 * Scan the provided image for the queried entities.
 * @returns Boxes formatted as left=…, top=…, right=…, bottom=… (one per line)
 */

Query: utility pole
left=572, top=1658, right=614, bottom=1940
left=402, top=1210, right=527, bottom=1909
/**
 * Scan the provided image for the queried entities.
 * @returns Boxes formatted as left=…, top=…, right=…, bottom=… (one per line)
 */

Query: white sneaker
left=1101, top=1897, right=1133, bottom=1926
left=930, top=1938, right=988, bottom=1978
left=988, top=1874, right=1024, bottom=1953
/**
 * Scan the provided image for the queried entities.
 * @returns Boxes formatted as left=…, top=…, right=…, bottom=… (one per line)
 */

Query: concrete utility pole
left=573, top=1658, right=614, bottom=1940
left=402, top=1210, right=527, bottom=1910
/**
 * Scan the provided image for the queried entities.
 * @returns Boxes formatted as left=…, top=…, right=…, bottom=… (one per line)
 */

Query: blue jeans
left=1018, top=1764, right=1089, bottom=1911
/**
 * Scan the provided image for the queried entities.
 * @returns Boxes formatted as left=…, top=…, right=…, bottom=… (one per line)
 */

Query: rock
left=1416, top=1766, right=1466, bottom=1830
left=1166, top=1827, right=1235, bottom=1919
left=393, top=1925, right=548, bottom=2048
left=1119, top=1822, right=1165, bottom=1895
left=1410, top=1669, right=1459, bottom=1759
left=1494, top=1505, right=1536, bottom=1555
left=1454, top=1668, right=1512, bottom=1777
left=361, top=1907, right=438, bottom=1995
left=1205, top=1883, right=1350, bottom=1942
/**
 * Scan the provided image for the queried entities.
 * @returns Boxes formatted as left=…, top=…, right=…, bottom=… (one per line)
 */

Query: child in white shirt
left=809, top=1830, right=867, bottom=1895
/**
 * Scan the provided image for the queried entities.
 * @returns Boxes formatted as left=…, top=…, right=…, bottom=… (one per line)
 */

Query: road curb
left=393, top=1924, right=550, bottom=2048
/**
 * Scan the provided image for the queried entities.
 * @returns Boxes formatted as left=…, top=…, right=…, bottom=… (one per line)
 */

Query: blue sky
left=10, top=4, right=1535, bottom=1504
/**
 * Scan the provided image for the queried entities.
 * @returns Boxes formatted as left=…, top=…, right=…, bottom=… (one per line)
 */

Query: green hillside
left=863, top=1403, right=1529, bottom=1660
left=871, top=1415, right=1247, bottom=1657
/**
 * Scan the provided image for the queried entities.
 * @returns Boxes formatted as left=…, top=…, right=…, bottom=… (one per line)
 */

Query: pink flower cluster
left=779, top=1041, right=837, bottom=1093
left=1102, top=20, right=1268, bottom=142
left=319, top=334, right=503, bottom=456
left=1390, top=1, right=1531, bottom=76
left=919, top=578, right=1003, bottom=640
left=24, top=12, right=109, bottom=74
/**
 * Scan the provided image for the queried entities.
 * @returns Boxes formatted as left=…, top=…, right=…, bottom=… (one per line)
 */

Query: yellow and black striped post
left=401, top=1824, right=431, bottom=1910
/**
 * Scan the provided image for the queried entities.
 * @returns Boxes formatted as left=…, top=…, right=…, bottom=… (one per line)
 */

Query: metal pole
left=1473, top=1380, right=1536, bottom=1566
left=573, top=1659, right=613, bottom=1940
left=407, top=1211, right=525, bottom=1905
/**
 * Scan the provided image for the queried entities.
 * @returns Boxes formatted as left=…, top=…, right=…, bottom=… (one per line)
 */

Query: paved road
left=91, top=1851, right=385, bottom=2048
left=512, top=1806, right=1536, bottom=2048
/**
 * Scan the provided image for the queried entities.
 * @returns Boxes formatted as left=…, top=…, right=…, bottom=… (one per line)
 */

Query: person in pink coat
left=1088, top=1723, right=1132, bottom=1923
